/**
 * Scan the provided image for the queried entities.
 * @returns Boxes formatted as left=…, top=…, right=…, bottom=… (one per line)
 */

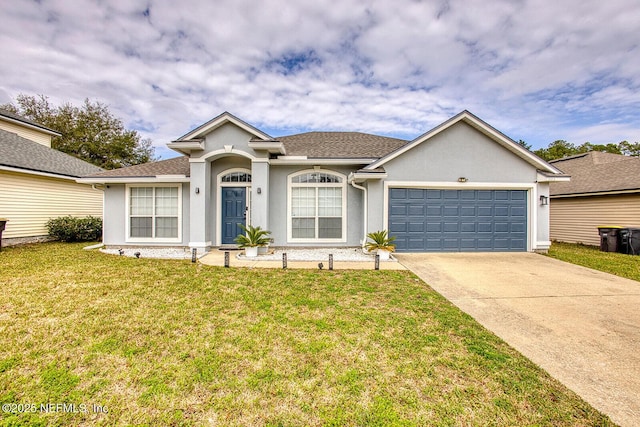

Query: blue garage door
left=389, top=189, right=527, bottom=252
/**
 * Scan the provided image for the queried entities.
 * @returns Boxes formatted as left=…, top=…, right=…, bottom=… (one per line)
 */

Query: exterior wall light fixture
left=457, top=177, right=468, bottom=183
left=257, top=187, right=262, bottom=194
left=195, top=187, right=200, bottom=194
left=539, top=195, right=549, bottom=206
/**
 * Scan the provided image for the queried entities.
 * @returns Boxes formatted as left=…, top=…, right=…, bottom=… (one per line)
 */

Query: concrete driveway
left=396, top=252, right=640, bottom=427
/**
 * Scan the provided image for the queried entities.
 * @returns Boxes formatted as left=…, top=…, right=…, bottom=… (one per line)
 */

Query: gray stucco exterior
left=86, top=111, right=566, bottom=253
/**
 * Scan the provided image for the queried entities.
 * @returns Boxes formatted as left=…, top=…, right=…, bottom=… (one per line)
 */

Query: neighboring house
left=549, top=152, right=640, bottom=246
left=0, top=110, right=104, bottom=245
left=79, top=110, right=567, bottom=253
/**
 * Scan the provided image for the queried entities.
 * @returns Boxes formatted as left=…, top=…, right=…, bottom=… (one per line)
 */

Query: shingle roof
left=550, top=151, right=640, bottom=196
left=272, top=132, right=408, bottom=158
left=88, top=156, right=189, bottom=178
left=0, top=129, right=103, bottom=177
left=0, top=109, right=61, bottom=136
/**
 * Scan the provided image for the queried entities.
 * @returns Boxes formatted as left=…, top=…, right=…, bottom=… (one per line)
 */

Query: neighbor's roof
left=0, top=109, right=61, bottom=136
left=550, top=151, right=640, bottom=196
left=269, top=132, right=408, bottom=158
left=87, top=156, right=189, bottom=178
left=0, top=129, right=103, bottom=178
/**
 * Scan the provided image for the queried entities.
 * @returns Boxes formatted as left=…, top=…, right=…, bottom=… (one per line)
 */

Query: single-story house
left=79, top=110, right=567, bottom=253
left=550, top=151, right=640, bottom=246
left=0, top=110, right=103, bottom=245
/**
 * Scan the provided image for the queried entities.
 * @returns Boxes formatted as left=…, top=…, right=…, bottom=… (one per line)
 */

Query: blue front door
left=221, top=187, right=247, bottom=245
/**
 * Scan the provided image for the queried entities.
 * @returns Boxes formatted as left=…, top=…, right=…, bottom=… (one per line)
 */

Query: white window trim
left=126, top=184, right=182, bottom=243
left=287, top=169, right=347, bottom=243
left=215, top=168, right=252, bottom=247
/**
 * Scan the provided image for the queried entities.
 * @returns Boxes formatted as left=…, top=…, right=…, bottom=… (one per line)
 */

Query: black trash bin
left=597, top=226, right=623, bottom=252
left=0, top=218, right=7, bottom=252
left=626, top=228, right=640, bottom=255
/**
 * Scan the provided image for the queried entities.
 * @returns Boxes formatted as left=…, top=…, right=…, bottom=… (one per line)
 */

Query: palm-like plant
left=234, top=224, right=271, bottom=248
left=365, top=230, right=396, bottom=252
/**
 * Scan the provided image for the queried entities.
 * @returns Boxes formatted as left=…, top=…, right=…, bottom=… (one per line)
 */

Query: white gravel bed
left=100, top=247, right=194, bottom=259
left=237, top=247, right=385, bottom=261
left=98, top=246, right=393, bottom=262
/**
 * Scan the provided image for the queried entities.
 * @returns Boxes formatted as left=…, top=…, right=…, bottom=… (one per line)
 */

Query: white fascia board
left=77, top=176, right=190, bottom=184
left=166, top=140, right=204, bottom=153
left=351, top=172, right=388, bottom=182
left=247, top=141, right=286, bottom=154
left=537, top=172, right=571, bottom=182
left=0, top=165, right=77, bottom=181
left=270, top=158, right=375, bottom=166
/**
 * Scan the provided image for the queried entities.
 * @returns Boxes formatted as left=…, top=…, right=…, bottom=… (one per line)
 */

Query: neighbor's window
left=129, top=186, right=180, bottom=239
left=289, top=171, right=345, bottom=241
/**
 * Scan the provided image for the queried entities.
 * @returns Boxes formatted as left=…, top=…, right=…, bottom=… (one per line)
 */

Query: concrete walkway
left=199, top=250, right=407, bottom=270
left=396, top=252, right=640, bottom=427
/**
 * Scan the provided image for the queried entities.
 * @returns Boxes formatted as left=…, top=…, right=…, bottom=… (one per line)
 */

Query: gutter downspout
left=349, top=175, right=367, bottom=250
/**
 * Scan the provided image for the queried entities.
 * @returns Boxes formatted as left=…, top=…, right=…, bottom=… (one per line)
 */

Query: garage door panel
left=460, top=206, right=476, bottom=216
left=477, top=191, right=493, bottom=200
left=495, top=222, right=509, bottom=232
left=443, top=206, right=459, bottom=216
left=408, top=238, right=426, bottom=249
left=390, top=189, right=527, bottom=252
left=495, top=206, right=509, bottom=216
left=427, top=206, right=442, bottom=216
left=461, top=222, right=476, bottom=232
left=408, top=189, right=425, bottom=199
left=478, top=222, right=492, bottom=232
left=511, top=206, right=526, bottom=217
left=478, top=206, right=493, bottom=216
left=443, top=222, right=459, bottom=232
left=408, top=204, right=425, bottom=216
left=426, top=222, right=441, bottom=232
left=390, top=188, right=407, bottom=199
left=511, top=222, right=526, bottom=232
left=389, top=204, right=407, bottom=216
left=389, top=221, right=407, bottom=233
left=408, top=222, right=425, bottom=232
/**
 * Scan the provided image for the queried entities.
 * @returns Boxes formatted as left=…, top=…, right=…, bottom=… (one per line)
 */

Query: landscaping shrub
left=46, top=216, right=102, bottom=242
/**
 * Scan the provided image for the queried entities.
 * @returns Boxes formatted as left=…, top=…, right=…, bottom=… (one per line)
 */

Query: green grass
left=0, top=243, right=614, bottom=426
left=548, top=242, right=640, bottom=282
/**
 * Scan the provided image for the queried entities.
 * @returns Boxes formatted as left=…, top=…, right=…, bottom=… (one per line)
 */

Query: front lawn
left=548, top=242, right=640, bottom=282
left=0, top=243, right=613, bottom=426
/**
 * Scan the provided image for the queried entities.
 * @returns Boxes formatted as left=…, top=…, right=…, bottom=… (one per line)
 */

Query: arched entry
left=218, top=169, right=252, bottom=245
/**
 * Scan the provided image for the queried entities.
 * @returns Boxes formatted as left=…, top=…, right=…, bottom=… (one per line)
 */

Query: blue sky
left=1, top=0, right=639, bottom=159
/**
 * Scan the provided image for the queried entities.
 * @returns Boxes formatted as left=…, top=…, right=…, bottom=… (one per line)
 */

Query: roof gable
left=364, top=110, right=563, bottom=174
left=0, top=109, right=61, bottom=137
left=177, top=111, right=272, bottom=141
left=0, top=129, right=102, bottom=178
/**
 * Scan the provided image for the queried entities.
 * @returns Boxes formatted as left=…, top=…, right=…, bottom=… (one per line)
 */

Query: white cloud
left=1, top=0, right=639, bottom=160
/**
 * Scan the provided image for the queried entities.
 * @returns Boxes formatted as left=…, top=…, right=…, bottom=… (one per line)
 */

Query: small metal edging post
left=374, top=254, right=380, bottom=270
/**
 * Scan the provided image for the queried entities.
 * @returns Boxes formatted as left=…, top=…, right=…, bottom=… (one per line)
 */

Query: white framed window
left=127, top=185, right=181, bottom=242
left=288, top=170, right=346, bottom=242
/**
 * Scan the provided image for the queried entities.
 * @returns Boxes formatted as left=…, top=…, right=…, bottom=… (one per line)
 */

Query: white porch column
left=189, top=160, right=211, bottom=252
left=250, top=160, right=269, bottom=230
